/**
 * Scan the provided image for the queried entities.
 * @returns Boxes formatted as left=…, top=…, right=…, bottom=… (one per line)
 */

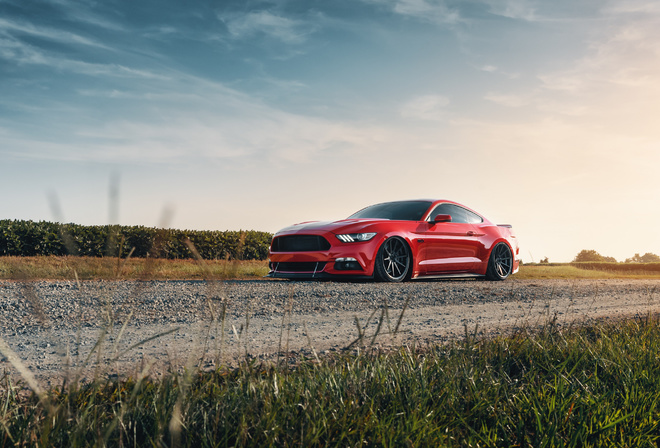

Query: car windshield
left=348, top=201, right=433, bottom=221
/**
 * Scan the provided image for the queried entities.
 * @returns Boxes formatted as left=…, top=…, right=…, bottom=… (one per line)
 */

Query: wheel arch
left=381, top=233, right=418, bottom=272
left=373, top=234, right=415, bottom=282
left=485, top=240, right=515, bottom=280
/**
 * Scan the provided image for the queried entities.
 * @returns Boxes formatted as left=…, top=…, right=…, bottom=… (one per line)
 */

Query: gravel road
left=1, top=278, right=659, bottom=385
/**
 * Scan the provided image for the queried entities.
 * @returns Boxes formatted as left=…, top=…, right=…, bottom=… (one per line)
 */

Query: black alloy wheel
left=374, top=237, right=411, bottom=282
left=485, top=242, right=513, bottom=281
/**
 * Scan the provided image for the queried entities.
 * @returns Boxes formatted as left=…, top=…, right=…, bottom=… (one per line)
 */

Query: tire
left=373, top=237, right=411, bottom=282
left=485, top=242, right=513, bottom=281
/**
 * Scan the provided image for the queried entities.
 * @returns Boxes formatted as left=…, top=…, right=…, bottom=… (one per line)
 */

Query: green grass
left=3, top=316, right=660, bottom=446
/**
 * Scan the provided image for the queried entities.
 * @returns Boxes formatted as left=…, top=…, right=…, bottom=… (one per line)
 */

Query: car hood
left=274, top=219, right=387, bottom=236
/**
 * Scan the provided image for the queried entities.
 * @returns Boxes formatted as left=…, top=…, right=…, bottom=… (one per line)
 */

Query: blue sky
left=1, top=0, right=659, bottom=262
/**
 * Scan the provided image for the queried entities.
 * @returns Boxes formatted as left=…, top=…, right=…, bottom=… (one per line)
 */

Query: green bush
left=0, top=220, right=272, bottom=260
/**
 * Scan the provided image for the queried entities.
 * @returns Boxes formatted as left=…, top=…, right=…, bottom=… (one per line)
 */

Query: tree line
left=572, top=249, right=660, bottom=263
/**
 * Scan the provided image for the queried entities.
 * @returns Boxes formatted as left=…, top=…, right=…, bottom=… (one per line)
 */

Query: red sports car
left=268, top=200, right=520, bottom=282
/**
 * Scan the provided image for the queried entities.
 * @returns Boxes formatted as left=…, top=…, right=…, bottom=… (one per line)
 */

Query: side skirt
left=413, top=273, right=484, bottom=280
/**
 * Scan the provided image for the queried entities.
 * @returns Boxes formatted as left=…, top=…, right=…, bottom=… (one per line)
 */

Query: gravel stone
left=0, top=278, right=658, bottom=385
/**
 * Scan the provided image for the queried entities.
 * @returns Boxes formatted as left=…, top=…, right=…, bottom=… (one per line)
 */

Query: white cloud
left=0, top=36, right=168, bottom=80
left=478, top=64, right=520, bottom=79
left=393, top=0, right=460, bottom=23
left=222, top=11, right=312, bottom=44
left=480, top=0, right=537, bottom=21
left=363, top=0, right=460, bottom=24
left=484, top=93, right=529, bottom=107
left=401, top=95, right=450, bottom=121
left=519, top=4, right=660, bottom=133
left=539, top=10, right=660, bottom=94
left=2, top=70, right=394, bottom=166
left=603, top=0, right=660, bottom=14
left=0, top=17, right=111, bottom=50
left=49, top=0, right=126, bottom=32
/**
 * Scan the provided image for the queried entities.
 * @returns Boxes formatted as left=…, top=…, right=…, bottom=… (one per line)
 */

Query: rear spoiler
left=497, top=224, right=512, bottom=228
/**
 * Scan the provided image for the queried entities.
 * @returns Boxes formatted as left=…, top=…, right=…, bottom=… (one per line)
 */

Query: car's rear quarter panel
left=470, top=223, right=520, bottom=275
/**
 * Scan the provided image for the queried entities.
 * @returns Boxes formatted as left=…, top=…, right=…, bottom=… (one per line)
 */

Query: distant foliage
left=573, top=249, right=617, bottom=263
left=625, top=252, right=660, bottom=263
left=573, top=250, right=660, bottom=265
left=0, top=220, right=272, bottom=260
left=571, top=262, right=660, bottom=273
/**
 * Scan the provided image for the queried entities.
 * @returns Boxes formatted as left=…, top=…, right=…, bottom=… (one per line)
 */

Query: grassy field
left=0, top=256, right=269, bottom=280
left=516, top=264, right=660, bottom=280
left=3, top=316, right=660, bottom=446
left=2, top=256, right=660, bottom=280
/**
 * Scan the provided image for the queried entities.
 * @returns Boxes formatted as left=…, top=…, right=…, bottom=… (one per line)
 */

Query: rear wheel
left=485, top=242, right=513, bottom=281
left=374, top=237, right=411, bottom=282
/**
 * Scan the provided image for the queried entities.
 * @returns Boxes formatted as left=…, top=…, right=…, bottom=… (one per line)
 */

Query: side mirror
left=432, top=214, right=452, bottom=223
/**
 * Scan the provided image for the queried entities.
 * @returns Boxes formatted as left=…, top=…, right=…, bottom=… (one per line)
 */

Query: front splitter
left=266, top=271, right=372, bottom=281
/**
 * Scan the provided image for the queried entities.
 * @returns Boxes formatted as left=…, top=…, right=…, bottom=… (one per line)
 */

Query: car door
left=415, top=204, right=482, bottom=274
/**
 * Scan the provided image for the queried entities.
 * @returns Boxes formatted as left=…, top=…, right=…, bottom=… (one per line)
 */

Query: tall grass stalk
left=3, top=316, right=660, bottom=446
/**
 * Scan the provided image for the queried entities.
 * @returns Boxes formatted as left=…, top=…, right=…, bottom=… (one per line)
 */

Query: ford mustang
left=267, top=199, right=520, bottom=282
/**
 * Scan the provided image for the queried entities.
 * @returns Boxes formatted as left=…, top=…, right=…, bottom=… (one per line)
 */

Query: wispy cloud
left=539, top=19, right=660, bottom=93
left=1, top=105, right=392, bottom=166
left=393, top=0, right=460, bottom=23
left=2, top=67, right=391, bottom=166
left=603, top=0, right=660, bottom=14
left=401, top=95, right=450, bottom=121
left=221, top=10, right=314, bottom=44
left=365, top=0, right=461, bottom=24
left=480, top=0, right=537, bottom=21
left=0, top=17, right=111, bottom=50
left=484, top=93, right=529, bottom=107
left=0, top=36, right=168, bottom=80
left=49, top=0, right=126, bottom=32
left=478, top=64, right=520, bottom=79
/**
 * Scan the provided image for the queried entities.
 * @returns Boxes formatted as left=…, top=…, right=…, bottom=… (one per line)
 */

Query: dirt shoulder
left=0, top=278, right=658, bottom=385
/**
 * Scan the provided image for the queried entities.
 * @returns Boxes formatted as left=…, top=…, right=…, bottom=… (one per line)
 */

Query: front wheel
left=374, top=237, right=411, bottom=282
left=485, top=242, right=513, bottom=281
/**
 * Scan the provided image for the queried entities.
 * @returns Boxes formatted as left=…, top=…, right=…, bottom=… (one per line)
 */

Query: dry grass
left=4, top=257, right=660, bottom=281
left=517, top=264, right=660, bottom=280
left=0, top=256, right=269, bottom=281
left=4, top=314, right=660, bottom=446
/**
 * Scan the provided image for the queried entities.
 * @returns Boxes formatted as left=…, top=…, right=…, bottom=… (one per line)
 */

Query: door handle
left=466, top=231, right=476, bottom=237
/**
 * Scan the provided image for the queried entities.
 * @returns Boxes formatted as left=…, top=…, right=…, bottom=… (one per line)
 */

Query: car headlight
left=336, top=233, right=377, bottom=243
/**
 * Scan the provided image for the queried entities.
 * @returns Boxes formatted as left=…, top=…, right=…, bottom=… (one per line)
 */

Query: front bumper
left=268, top=232, right=383, bottom=279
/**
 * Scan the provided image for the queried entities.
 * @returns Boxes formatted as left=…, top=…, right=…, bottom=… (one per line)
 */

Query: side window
left=464, top=209, right=483, bottom=224
left=429, top=204, right=469, bottom=223
left=429, top=203, right=452, bottom=221
left=448, top=205, right=468, bottom=223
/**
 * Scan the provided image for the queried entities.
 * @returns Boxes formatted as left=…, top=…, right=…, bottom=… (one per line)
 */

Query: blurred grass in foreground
left=0, top=256, right=269, bottom=280
left=3, top=316, right=660, bottom=446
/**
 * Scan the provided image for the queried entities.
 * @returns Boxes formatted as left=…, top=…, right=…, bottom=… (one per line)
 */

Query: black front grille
left=270, top=235, right=331, bottom=252
left=270, top=262, right=327, bottom=272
